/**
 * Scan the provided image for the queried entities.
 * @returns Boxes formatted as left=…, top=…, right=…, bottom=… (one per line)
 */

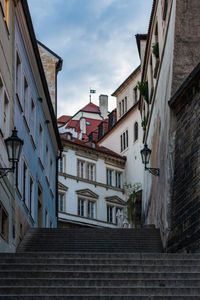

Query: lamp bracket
left=145, top=167, right=160, bottom=176
left=0, top=167, right=14, bottom=179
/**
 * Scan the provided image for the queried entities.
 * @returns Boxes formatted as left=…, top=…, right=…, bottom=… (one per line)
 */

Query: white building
left=58, top=135, right=126, bottom=228
left=98, top=66, right=144, bottom=190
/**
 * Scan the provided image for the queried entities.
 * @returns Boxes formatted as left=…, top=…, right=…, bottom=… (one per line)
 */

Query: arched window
left=134, top=122, right=138, bottom=142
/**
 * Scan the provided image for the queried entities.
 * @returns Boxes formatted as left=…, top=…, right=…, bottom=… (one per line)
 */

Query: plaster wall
left=116, top=71, right=141, bottom=121
left=59, top=146, right=126, bottom=227
left=0, top=1, right=15, bottom=252
left=142, top=0, right=176, bottom=245
left=98, top=107, right=144, bottom=188
left=14, top=15, right=58, bottom=239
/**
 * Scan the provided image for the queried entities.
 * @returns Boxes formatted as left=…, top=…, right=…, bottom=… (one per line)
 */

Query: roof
left=81, top=102, right=100, bottom=113
left=57, top=115, right=72, bottom=124
left=112, top=66, right=141, bottom=96
left=60, top=135, right=126, bottom=161
left=76, top=118, right=103, bottom=137
left=21, top=0, right=62, bottom=151
left=135, top=34, right=148, bottom=58
left=169, top=61, right=200, bottom=108
left=37, top=40, right=63, bottom=71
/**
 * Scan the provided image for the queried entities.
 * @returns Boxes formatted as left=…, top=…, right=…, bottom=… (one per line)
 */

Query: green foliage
left=137, top=81, right=149, bottom=103
left=141, top=116, right=147, bottom=130
left=152, top=42, right=159, bottom=59
left=124, top=183, right=142, bottom=223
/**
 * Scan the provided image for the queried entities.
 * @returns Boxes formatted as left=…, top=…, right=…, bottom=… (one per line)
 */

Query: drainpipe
left=56, top=149, right=62, bottom=228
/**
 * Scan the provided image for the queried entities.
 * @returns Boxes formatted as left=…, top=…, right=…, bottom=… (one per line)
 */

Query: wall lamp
left=140, top=144, right=160, bottom=176
left=0, top=127, right=23, bottom=179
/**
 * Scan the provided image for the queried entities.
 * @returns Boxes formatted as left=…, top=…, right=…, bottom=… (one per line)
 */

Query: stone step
left=1, top=270, right=200, bottom=280
left=0, top=278, right=199, bottom=287
left=0, top=286, right=200, bottom=296
left=1, top=253, right=200, bottom=259
left=0, top=263, right=200, bottom=272
left=1, top=258, right=200, bottom=265
left=0, top=296, right=199, bottom=300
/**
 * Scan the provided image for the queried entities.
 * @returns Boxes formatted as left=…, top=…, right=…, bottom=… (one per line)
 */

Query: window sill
left=16, top=93, right=23, bottom=113
left=23, top=116, right=30, bottom=133
left=30, top=135, right=36, bottom=151
left=38, top=157, right=44, bottom=171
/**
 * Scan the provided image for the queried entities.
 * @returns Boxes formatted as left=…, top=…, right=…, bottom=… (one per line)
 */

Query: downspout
left=56, top=149, right=62, bottom=228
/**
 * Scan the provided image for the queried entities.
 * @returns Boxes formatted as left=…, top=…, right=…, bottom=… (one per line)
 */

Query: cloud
left=27, top=0, right=153, bottom=117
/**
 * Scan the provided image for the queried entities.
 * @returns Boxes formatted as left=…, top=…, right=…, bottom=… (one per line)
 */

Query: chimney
left=99, top=95, right=108, bottom=119
left=80, top=117, right=86, bottom=134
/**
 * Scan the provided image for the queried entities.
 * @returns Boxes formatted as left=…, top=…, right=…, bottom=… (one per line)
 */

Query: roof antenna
left=89, top=89, right=96, bottom=102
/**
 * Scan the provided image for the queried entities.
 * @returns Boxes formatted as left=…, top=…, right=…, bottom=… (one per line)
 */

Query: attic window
left=163, top=0, right=168, bottom=20
left=86, top=121, right=90, bottom=126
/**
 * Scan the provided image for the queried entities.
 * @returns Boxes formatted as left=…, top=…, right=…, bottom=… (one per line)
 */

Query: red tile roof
left=60, top=134, right=126, bottom=160
left=81, top=102, right=100, bottom=113
left=57, top=115, right=72, bottom=123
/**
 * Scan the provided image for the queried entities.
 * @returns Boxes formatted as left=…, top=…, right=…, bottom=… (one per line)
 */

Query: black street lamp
left=140, top=144, right=160, bottom=176
left=0, top=127, right=23, bottom=178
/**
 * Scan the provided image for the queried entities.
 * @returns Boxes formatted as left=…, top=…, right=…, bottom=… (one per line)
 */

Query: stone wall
left=171, top=0, right=200, bottom=95
left=167, top=74, right=200, bottom=252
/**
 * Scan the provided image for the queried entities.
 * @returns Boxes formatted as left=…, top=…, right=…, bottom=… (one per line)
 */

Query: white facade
left=58, top=139, right=127, bottom=228
left=98, top=67, right=144, bottom=190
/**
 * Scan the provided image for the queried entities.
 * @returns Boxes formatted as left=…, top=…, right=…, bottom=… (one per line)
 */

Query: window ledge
left=38, top=157, right=44, bottom=171
left=16, top=93, right=23, bottom=113
left=30, top=135, right=36, bottom=151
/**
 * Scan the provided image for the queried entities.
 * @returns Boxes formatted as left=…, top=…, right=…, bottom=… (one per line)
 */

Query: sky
left=27, top=0, right=153, bottom=118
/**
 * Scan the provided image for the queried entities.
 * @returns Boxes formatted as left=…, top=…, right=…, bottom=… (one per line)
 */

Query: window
left=107, top=169, right=113, bottom=186
left=120, top=130, right=128, bottom=152
left=98, top=122, right=104, bottom=139
left=16, top=52, right=21, bottom=99
left=122, top=99, right=124, bottom=115
left=39, top=124, right=43, bottom=161
left=29, top=177, right=33, bottom=216
left=24, top=77, right=29, bottom=121
left=107, top=205, right=113, bottom=223
left=78, top=160, right=85, bottom=178
left=0, top=202, right=8, bottom=242
left=134, top=122, right=138, bottom=142
left=116, top=172, right=122, bottom=188
left=58, top=193, right=65, bottom=212
left=88, top=163, right=95, bottom=181
left=46, top=144, right=49, bottom=175
left=58, top=155, right=65, bottom=173
left=119, top=102, right=121, bottom=117
left=163, top=0, right=168, bottom=20
left=78, top=199, right=84, bottom=216
left=45, top=209, right=48, bottom=227
left=77, top=160, right=96, bottom=181
left=88, top=201, right=95, bottom=219
left=50, top=159, right=53, bottom=187
left=133, top=87, right=138, bottom=104
left=125, top=97, right=127, bottom=112
left=23, top=162, right=28, bottom=206
left=30, top=98, right=35, bottom=139
left=3, top=92, right=9, bottom=136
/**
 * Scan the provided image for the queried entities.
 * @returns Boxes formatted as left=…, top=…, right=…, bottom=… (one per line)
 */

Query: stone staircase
left=0, top=228, right=199, bottom=299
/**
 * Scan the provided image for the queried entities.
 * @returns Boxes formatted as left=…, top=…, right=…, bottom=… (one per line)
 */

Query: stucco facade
left=58, top=138, right=126, bottom=228
left=13, top=1, right=62, bottom=246
left=0, top=0, right=16, bottom=252
left=139, top=0, right=200, bottom=250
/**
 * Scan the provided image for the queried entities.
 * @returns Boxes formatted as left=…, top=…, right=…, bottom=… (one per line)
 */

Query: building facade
left=58, top=136, right=126, bottom=228
left=0, top=0, right=16, bottom=252
left=138, top=0, right=200, bottom=251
